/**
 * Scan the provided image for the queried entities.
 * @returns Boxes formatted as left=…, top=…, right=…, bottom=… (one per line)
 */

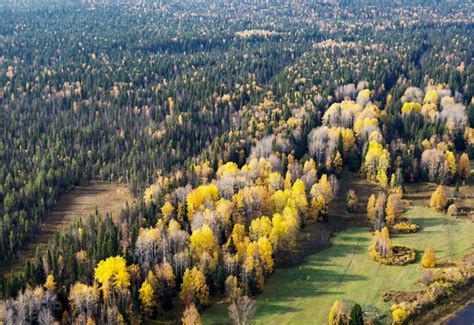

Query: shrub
left=369, top=245, right=416, bottom=266
left=345, top=190, right=358, bottom=213
left=392, top=307, right=408, bottom=324
left=421, top=245, right=436, bottom=268
left=392, top=222, right=419, bottom=233
left=447, top=204, right=457, bottom=216
left=429, top=185, right=448, bottom=211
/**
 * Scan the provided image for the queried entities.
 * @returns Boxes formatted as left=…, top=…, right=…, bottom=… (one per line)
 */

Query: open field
left=0, top=183, right=133, bottom=275
left=202, top=206, right=474, bottom=324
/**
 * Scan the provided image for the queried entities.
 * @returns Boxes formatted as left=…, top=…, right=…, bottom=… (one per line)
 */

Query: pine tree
left=349, top=303, right=364, bottom=325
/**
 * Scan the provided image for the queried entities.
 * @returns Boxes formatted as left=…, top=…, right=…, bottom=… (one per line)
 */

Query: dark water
left=448, top=303, right=474, bottom=325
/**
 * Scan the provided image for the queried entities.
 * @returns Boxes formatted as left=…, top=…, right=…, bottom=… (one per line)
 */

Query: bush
left=421, top=245, right=436, bottom=268
left=447, top=204, right=458, bottom=216
left=429, top=185, right=448, bottom=211
left=392, top=222, right=419, bottom=233
left=392, top=307, right=408, bottom=324
left=369, top=245, right=416, bottom=266
left=345, top=190, right=358, bottom=213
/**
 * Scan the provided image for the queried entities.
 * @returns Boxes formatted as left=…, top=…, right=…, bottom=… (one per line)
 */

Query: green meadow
left=202, top=206, right=474, bottom=324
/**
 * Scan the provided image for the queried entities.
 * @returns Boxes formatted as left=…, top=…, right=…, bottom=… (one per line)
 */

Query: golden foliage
left=139, top=280, right=155, bottom=309
left=94, top=256, right=130, bottom=299
left=429, top=185, right=448, bottom=211
left=161, top=201, right=175, bottom=219
left=457, top=153, right=471, bottom=179
left=190, top=225, right=219, bottom=269
left=249, top=216, right=272, bottom=241
left=421, top=245, right=436, bottom=268
left=44, top=274, right=56, bottom=291
left=180, top=267, right=209, bottom=305
left=401, top=102, right=422, bottom=113
left=186, top=184, right=219, bottom=218
left=182, top=304, right=201, bottom=325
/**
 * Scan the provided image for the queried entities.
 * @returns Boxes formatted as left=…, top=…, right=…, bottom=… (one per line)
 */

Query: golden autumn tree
left=310, top=194, right=327, bottom=221
left=458, top=153, right=471, bottom=179
left=364, top=141, right=390, bottom=187
left=421, top=245, right=436, bottom=268
left=243, top=241, right=265, bottom=292
left=372, top=227, right=392, bottom=258
left=139, top=280, right=155, bottom=314
left=44, top=274, right=56, bottom=291
left=385, top=197, right=396, bottom=225
left=291, top=179, right=308, bottom=212
left=445, top=150, right=457, bottom=176
left=429, top=185, right=448, bottom=211
left=269, top=213, right=288, bottom=249
left=186, top=184, right=219, bottom=219
left=367, top=194, right=376, bottom=228
left=161, top=201, right=174, bottom=220
left=180, top=267, right=209, bottom=306
left=94, top=256, right=130, bottom=301
left=182, top=304, right=201, bottom=325
left=257, top=236, right=274, bottom=274
left=249, top=216, right=272, bottom=241
left=328, top=299, right=348, bottom=325
left=190, top=225, right=219, bottom=269
left=69, top=282, right=99, bottom=319
left=333, top=151, right=343, bottom=174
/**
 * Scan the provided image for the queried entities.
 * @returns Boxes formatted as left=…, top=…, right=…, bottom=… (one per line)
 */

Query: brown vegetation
left=0, top=183, right=133, bottom=275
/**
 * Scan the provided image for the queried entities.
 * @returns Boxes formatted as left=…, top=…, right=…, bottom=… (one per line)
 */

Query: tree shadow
left=414, top=216, right=458, bottom=228
left=266, top=268, right=368, bottom=301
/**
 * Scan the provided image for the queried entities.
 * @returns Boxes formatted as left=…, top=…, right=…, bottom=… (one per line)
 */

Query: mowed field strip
left=0, top=183, right=133, bottom=275
left=203, top=206, right=474, bottom=325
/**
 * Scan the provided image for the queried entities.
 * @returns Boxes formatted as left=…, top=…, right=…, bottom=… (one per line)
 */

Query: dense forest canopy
left=0, top=0, right=473, bottom=324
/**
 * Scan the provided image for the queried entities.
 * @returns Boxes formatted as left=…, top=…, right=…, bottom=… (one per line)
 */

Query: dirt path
left=0, top=183, right=134, bottom=275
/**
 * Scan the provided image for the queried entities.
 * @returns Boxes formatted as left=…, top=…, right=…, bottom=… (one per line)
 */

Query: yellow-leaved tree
left=69, top=282, right=99, bottom=317
left=139, top=280, right=155, bottom=313
left=186, top=184, right=219, bottom=219
left=249, top=216, right=272, bottom=241
left=181, top=304, right=201, bottom=325
left=161, top=201, right=174, bottom=219
left=94, top=256, right=130, bottom=301
left=367, top=194, right=376, bottom=228
left=421, top=245, right=436, bottom=268
left=429, top=185, right=448, bottom=211
left=445, top=150, right=457, bottom=176
left=44, top=274, right=56, bottom=291
left=190, top=225, right=219, bottom=269
left=457, top=153, right=471, bottom=179
left=364, top=141, right=390, bottom=188
left=328, top=299, right=348, bottom=325
left=180, top=267, right=209, bottom=306
left=385, top=196, right=396, bottom=225
left=257, top=236, right=274, bottom=274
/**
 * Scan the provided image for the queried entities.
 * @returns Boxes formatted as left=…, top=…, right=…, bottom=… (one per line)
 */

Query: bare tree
left=228, top=295, right=256, bottom=325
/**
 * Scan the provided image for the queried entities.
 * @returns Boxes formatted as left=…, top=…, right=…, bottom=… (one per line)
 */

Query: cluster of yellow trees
left=135, top=155, right=337, bottom=319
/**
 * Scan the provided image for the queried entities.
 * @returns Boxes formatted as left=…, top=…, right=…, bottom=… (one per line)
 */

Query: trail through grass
left=202, top=207, right=474, bottom=324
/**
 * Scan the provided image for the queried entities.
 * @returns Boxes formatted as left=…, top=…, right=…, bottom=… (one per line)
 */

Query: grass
left=202, top=206, right=474, bottom=324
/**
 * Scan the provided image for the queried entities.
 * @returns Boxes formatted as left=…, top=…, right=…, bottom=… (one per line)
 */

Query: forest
left=0, top=0, right=473, bottom=324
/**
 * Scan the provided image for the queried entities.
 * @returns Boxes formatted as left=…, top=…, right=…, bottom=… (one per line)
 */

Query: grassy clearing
left=0, top=183, right=133, bottom=275
left=202, top=206, right=474, bottom=324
